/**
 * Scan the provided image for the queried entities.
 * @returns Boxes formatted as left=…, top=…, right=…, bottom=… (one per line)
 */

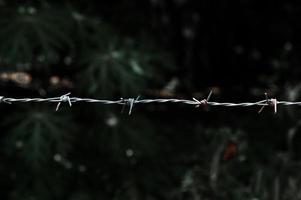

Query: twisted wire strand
left=1, top=92, right=301, bottom=114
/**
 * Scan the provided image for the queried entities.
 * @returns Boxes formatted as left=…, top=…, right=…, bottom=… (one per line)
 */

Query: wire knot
left=193, top=90, right=212, bottom=108
left=0, top=96, right=11, bottom=104
left=56, top=92, right=72, bottom=111
left=192, top=98, right=208, bottom=107
left=120, top=96, right=140, bottom=115
left=258, top=93, right=277, bottom=114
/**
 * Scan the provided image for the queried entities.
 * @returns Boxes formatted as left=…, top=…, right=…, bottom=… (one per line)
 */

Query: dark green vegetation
left=1, top=0, right=301, bottom=199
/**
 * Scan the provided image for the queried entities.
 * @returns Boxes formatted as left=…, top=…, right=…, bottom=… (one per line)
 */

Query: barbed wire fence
left=0, top=91, right=299, bottom=115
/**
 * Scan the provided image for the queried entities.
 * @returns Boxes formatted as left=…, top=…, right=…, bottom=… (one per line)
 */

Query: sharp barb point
left=207, top=90, right=213, bottom=101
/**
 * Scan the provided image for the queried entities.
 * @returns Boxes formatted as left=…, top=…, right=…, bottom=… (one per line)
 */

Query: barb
left=56, top=92, right=72, bottom=111
left=258, top=93, right=277, bottom=114
left=0, top=92, right=300, bottom=114
left=193, top=90, right=213, bottom=108
left=271, top=98, right=278, bottom=114
left=0, top=96, right=12, bottom=104
left=120, top=96, right=140, bottom=115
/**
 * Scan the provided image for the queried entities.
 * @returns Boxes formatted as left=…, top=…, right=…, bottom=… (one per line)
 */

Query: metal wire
left=0, top=92, right=300, bottom=115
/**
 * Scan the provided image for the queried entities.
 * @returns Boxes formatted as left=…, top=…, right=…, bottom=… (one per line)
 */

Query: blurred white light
left=64, top=161, right=73, bottom=169
left=126, top=149, right=134, bottom=157
left=64, top=56, right=73, bottom=65
left=182, top=27, right=194, bottom=39
left=78, top=165, right=87, bottom=172
left=234, top=45, right=244, bottom=54
left=28, top=7, right=36, bottom=14
left=106, top=115, right=118, bottom=127
left=284, top=41, right=293, bottom=51
left=15, top=140, right=23, bottom=148
left=54, top=154, right=62, bottom=162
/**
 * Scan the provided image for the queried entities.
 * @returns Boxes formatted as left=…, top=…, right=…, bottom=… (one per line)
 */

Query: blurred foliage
left=79, top=37, right=168, bottom=97
left=0, top=6, right=72, bottom=65
left=2, top=105, right=73, bottom=167
left=1, top=0, right=301, bottom=200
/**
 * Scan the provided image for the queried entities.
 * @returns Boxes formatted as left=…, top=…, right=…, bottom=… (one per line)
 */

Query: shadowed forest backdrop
left=1, top=0, right=301, bottom=199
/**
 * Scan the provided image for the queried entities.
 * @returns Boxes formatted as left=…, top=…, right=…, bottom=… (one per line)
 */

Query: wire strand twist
left=0, top=91, right=298, bottom=114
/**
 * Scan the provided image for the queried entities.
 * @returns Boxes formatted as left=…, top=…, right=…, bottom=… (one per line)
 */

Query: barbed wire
left=0, top=91, right=300, bottom=114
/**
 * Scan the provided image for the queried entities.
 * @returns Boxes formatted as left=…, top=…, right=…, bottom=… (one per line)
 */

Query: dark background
left=1, top=0, right=301, bottom=199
